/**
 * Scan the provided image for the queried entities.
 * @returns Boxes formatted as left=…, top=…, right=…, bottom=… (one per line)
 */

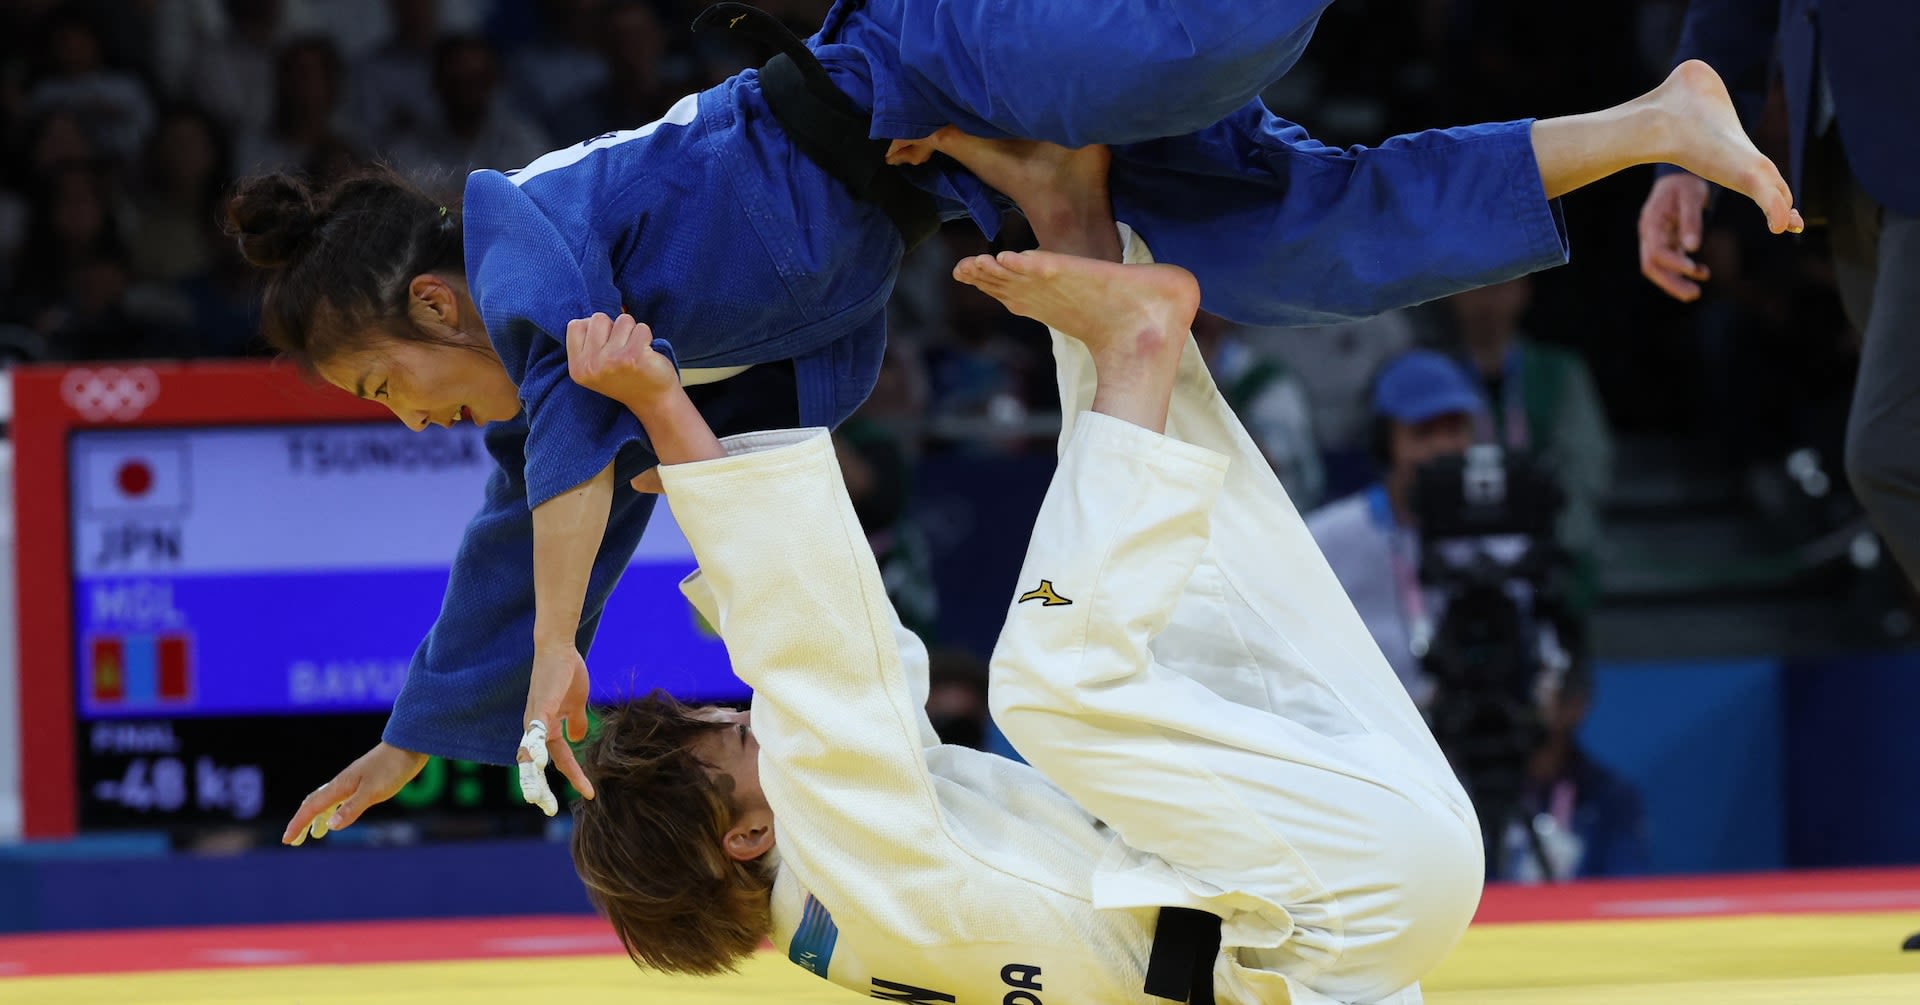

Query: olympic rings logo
left=60, top=367, right=161, bottom=422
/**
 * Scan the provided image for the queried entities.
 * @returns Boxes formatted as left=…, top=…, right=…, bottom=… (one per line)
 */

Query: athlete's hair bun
left=224, top=173, right=320, bottom=270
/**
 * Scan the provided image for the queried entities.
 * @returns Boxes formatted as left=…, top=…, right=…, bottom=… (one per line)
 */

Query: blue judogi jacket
left=385, top=1, right=1569, bottom=762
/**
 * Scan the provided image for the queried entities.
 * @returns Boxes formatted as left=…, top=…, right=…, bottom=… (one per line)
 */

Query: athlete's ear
left=723, top=814, right=775, bottom=862
left=407, top=273, right=458, bottom=327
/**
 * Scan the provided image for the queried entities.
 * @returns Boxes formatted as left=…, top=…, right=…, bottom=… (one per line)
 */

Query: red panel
left=14, top=360, right=388, bottom=838
left=1474, top=865, right=1920, bottom=923
left=157, top=634, right=191, bottom=701
left=0, top=915, right=620, bottom=977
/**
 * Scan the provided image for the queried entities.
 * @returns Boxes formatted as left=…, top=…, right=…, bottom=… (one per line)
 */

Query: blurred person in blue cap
left=1305, top=350, right=1485, bottom=706
left=1445, top=277, right=1612, bottom=612
left=1306, top=351, right=1649, bottom=882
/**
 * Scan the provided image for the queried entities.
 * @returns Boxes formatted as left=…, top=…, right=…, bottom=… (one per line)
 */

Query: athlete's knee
left=1376, top=811, right=1484, bottom=984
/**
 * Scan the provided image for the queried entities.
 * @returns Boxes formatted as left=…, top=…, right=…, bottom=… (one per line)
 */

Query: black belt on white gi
left=690, top=1, right=941, bottom=254
left=1145, top=906, right=1222, bottom=1004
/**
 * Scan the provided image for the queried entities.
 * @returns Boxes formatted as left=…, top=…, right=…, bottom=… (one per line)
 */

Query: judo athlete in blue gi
left=248, top=0, right=1801, bottom=844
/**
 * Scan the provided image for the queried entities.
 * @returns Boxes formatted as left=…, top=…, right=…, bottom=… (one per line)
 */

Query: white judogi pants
left=987, top=229, right=1484, bottom=1005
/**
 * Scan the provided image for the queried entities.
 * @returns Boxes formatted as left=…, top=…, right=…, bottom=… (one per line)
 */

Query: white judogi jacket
left=656, top=227, right=1480, bottom=1005
left=667, top=429, right=1167, bottom=1005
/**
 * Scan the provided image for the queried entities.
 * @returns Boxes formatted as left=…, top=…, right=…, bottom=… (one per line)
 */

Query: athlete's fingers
left=1643, top=245, right=1709, bottom=282
left=551, top=737, right=594, bottom=802
left=517, top=719, right=558, bottom=816
left=565, top=317, right=588, bottom=366
left=305, top=799, right=347, bottom=841
left=325, top=794, right=374, bottom=833
left=563, top=703, right=589, bottom=744
left=284, top=775, right=355, bottom=845
left=607, top=313, right=637, bottom=353
left=1641, top=262, right=1703, bottom=302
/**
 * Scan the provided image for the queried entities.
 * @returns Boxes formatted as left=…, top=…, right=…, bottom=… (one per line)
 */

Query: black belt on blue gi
left=691, top=2, right=940, bottom=254
left=1146, top=907, right=1222, bottom=1004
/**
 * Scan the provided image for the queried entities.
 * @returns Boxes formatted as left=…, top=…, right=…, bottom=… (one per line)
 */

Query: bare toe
left=953, top=254, right=997, bottom=283
left=999, top=249, right=1062, bottom=278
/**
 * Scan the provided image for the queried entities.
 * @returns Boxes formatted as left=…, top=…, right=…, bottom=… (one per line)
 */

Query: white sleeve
left=677, top=567, right=942, bottom=753
left=660, top=430, right=962, bottom=905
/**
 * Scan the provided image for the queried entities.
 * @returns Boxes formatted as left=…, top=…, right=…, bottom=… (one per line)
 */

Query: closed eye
left=374, top=381, right=390, bottom=400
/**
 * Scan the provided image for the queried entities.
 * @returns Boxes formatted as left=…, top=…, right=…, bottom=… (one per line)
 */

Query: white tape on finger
left=518, top=720, right=559, bottom=816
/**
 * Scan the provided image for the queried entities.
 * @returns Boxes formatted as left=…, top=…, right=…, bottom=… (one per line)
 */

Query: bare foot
left=894, top=127, right=1120, bottom=261
left=1652, top=60, right=1804, bottom=235
left=954, top=250, right=1197, bottom=430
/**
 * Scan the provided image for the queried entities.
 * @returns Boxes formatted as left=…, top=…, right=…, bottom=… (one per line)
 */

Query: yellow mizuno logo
left=1018, top=580, right=1073, bottom=607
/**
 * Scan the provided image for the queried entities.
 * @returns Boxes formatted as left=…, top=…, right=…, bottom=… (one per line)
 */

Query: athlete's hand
left=520, top=642, right=595, bottom=816
left=1638, top=172, right=1714, bottom=302
left=566, top=312, right=679, bottom=408
left=282, top=742, right=429, bottom=845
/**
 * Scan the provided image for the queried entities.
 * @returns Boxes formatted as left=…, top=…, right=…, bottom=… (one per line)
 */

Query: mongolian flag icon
left=89, top=633, right=193, bottom=705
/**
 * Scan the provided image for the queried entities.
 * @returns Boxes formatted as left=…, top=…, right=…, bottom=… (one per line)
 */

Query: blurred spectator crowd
left=0, top=0, right=1858, bottom=480
left=0, top=0, right=842, bottom=364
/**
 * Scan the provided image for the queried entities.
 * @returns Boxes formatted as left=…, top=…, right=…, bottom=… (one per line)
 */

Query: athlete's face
left=1390, top=411, right=1475, bottom=478
left=692, top=708, right=764, bottom=807
left=313, top=275, right=522, bottom=432
left=319, top=337, right=522, bottom=431
left=691, top=707, right=774, bottom=862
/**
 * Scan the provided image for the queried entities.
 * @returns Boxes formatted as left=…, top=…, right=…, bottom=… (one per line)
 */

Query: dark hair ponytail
left=227, top=173, right=319, bottom=270
left=223, top=163, right=466, bottom=370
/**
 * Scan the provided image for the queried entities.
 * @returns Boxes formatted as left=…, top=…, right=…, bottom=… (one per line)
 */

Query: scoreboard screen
left=16, top=363, right=744, bottom=838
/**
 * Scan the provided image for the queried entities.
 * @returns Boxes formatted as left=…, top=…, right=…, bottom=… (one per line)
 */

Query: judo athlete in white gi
left=566, top=222, right=1477, bottom=1004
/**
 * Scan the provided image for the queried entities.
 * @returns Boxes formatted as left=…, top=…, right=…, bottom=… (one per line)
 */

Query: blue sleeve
left=381, top=417, right=662, bottom=764
left=463, top=170, right=646, bottom=508
left=515, top=319, right=650, bottom=507
left=1112, top=113, right=1569, bottom=327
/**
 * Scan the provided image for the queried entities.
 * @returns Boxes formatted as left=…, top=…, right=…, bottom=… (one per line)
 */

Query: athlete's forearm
left=530, top=461, right=616, bottom=649
left=627, top=388, right=726, bottom=467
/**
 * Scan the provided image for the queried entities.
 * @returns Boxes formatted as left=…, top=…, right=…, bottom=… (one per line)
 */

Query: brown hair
left=570, top=693, right=775, bottom=975
left=222, top=165, right=466, bottom=372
